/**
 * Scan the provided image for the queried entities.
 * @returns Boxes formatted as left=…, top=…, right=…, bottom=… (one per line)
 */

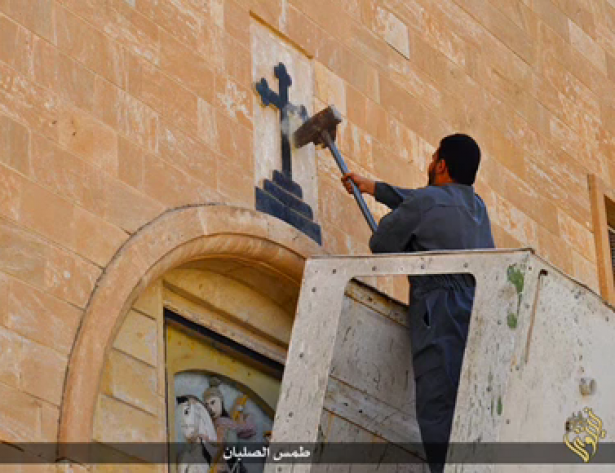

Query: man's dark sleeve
left=374, top=182, right=416, bottom=210
left=369, top=195, right=422, bottom=253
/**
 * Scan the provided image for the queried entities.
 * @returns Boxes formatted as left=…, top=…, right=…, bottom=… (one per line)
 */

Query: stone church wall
left=0, top=0, right=614, bottom=469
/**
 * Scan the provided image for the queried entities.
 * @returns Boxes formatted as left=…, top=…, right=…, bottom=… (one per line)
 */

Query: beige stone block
left=608, top=52, right=615, bottom=82
left=0, top=324, right=21, bottom=388
left=494, top=195, right=538, bottom=248
left=18, top=180, right=75, bottom=249
left=7, top=278, right=82, bottom=356
left=0, top=115, right=30, bottom=175
left=117, top=136, right=144, bottom=190
left=490, top=0, right=540, bottom=37
left=113, top=309, right=157, bottom=367
left=217, top=110, right=253, bottom=171
left=569, top=19, right=607, bottom=73
left=142, top=154, right=216, bottom=208
left=424, top=10, right=469, bottom=69
left=0, top=163, right=23, bottom=222
left=540, top=51, right=600, bottom=119
left=72, top=206, right=127, bottom=267
left=0, top=62, right=59, bottom=142
left=314, top=62, right=346, bottom=115
left=197, top=98, right=219, bottom=151
left=43, top=240, right=100, bottom=311
left=0, top=270, right=8, bottom=322
left=138, top=0, right=203, bottom=50
left=524, top=157, right=591, bottom=231
left=127, top=53, right=165, bottom=114
left=475, top=119, right=526, bottom=181
left=30, top=37, right=95, bottom=113
left=21, top=339, right=67, bottom=406
left=0, top=381, right=42, bottom=443
left=222, top=34, right=252, bottom=86
left=553, top=0, right=597, bottom=39
left=217, top=162, right=255, bottom=207
left=0, top=15, right=20, bottom=73
left=160, top=30, right=215, bottom=103
left=320, top=220, right=348, bottom=255
left=557, top=209, right=596, bottom=262
left=102, top=0, right=160, bottom=65
left=40, top=402, right=59, bottom=442
left=93, top=76, right=126, bottom=132
left=387, top=118, right=427, bottom=169
left=0, top=0, right=55, bottom=42
left=315, top=33, right=379, bottom=103
left=491, top=223, right=521, bottom=250
left=56, top=52, right=97, bottom=113
left=379, top=75, right=449, bottom=147
left=603, top=103, right=615, bottom=136
left=572, top=250, right=600, bottom=293
left=157, top=75, right=200, bottom=137
left=196, top=17, right=225, bottom=70
left=537, top=224, right=574, bottom=277
left=214, top=76, right=253, bottom=129
left=373, top=6, right=410, bottom=59
left=609, top=148, right=615, bottom=189
left=373, top=140, right=424, bottom=190
left=101, top=349, right=160, bottom=416
left=0, top=218, right=48, bottom=288
left=224, top=0, right=250, bottom=46
left=29, top=133, right=86, bottom=205
left=481, top=155, right=560, bottom=236
left=157, top=119, right=218, bottom=188
left=56, top=5, right=126, bottom=88
left=462, top=0, right=535, bottom=65
left=94, top=171, right=165, bottom=234
left=292, top=0, right=352, bottom=43
left=473, top=179, right=496, bottom=215
left=57, top=108, right=119, bottom=177
left=94, top=394, right=164, bottom=444
left=348, top=20, right=390, bottom=67
left=387, top=47, right=443, bottom=115
left=132, top=281, right=161, bottom=319
left=548, top=114, right=606, bottom=178
left=125, top=95, right=159, bottom=156
left=318, top=174, right=372, bottom=240
left=284, top=4, right=325, bottom=58
left=346, top=123, right=374, bottom=172
left=94, top=77, right=159, bottom=153
left=0, top=15, right=38, bottom=90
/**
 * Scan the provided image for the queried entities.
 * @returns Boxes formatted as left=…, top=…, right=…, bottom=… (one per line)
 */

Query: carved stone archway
left=58, top=204, right=324, bottom=453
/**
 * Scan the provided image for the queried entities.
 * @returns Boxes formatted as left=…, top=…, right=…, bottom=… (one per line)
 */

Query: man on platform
left=342, top=134, right=495, bottom=473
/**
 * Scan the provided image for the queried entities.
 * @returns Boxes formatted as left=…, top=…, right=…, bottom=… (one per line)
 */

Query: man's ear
left=436, top=158, right=447, bottom=174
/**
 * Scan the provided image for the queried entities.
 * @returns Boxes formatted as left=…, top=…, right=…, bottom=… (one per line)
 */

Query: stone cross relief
left=255, top=62, right=308, bottom=179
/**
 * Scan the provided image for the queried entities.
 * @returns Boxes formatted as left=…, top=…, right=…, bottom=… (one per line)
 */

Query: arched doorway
left=58, top=205, right=324, bottom=466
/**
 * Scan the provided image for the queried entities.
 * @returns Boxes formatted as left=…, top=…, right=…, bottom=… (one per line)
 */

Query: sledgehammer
left=293, top=105, right=378, bottom=233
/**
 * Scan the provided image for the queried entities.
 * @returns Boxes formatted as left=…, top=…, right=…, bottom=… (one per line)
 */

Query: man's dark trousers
left=409, top=282, right=475, bottom=473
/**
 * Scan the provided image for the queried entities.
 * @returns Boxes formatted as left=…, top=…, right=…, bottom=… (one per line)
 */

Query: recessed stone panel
left=251, top=20, right=318, bottom=217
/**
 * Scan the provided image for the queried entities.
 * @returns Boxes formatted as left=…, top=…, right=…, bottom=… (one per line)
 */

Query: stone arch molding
left=58, top=204, right=324, bottom=449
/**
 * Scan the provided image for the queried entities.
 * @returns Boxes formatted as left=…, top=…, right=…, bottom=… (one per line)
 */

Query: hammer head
left=293, top=105, right=343, bottom=148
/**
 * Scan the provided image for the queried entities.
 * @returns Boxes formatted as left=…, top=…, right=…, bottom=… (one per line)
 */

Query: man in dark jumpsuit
left=342, top=134, right=495, bottom=473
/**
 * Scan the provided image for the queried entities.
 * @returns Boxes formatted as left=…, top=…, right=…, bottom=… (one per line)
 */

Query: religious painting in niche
left=166, top=314, right=282, bottom=473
